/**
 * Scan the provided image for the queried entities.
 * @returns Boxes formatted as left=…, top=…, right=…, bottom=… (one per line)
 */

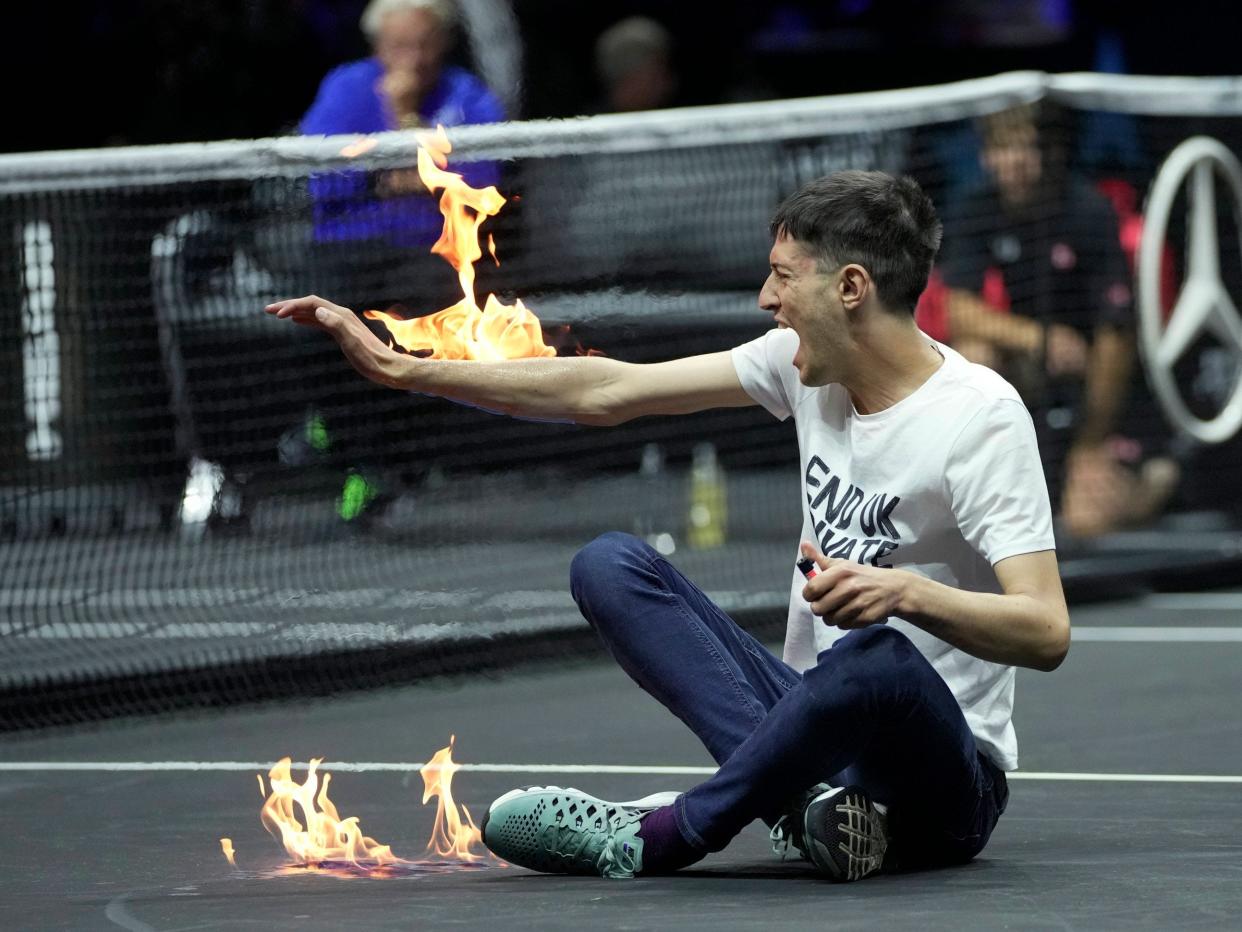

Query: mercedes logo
left=1139, top=136, right=1242, bottom=444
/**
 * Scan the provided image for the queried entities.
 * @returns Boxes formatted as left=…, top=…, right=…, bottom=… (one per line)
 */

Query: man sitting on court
left=266, top=171, right=1070, bottom=882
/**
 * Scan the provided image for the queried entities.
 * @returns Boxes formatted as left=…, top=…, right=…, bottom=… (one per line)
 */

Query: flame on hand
left=363, top=125, right=556, bottom=361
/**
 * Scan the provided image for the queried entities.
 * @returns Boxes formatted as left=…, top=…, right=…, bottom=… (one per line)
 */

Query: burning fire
left=363, top=125, right=557, bottom=361
left=260, top=757, right=403, bottom=873
left=421, top=735, right=484, bottom=861
left=223, top=739, right=495, bottom=875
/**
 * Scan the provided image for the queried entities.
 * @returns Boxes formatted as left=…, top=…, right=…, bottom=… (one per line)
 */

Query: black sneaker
left=769, top=781, right=829, bottom=863
left=771, top=785, right=888, bottom=882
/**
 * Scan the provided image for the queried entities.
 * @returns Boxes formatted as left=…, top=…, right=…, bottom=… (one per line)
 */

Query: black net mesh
left=3, top=73, right=1241, bottom=728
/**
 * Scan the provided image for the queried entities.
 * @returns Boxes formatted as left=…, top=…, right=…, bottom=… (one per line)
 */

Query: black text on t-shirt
left=806, top=455, right=901, bottom=567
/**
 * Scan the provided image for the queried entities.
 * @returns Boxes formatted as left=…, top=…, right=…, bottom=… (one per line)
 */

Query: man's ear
left=838, top=264, right=872, bottom=311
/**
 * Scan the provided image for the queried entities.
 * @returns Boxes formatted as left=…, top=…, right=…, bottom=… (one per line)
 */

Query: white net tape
left=3, top=72, right=1241, bottom=193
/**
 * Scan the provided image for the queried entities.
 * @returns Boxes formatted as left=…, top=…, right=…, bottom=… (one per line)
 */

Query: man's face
left=758, top=234, right=844, bottom=387
left=609, top=54, right=677, bottom=112
left=982, top=125, right=1043, bottom=209
left=375, top=8, right=448, bottom=89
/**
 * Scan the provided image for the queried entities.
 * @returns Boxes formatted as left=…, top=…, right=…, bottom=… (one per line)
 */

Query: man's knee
left=569, top=531, right=650, bottom=607
left=838, top=624, right=910, bottom=655
left=805, top=625, right=916, bottom=696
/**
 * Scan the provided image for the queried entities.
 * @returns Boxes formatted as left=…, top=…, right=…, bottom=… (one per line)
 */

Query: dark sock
left=636, top=805, right=705, bottom=875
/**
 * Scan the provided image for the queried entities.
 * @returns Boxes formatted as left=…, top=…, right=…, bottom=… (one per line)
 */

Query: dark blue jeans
left=570, top=532, right=1008, bottom=869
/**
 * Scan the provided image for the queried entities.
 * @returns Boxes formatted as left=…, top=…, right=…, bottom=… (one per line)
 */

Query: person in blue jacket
left=300, top=0, right=505, bottom=250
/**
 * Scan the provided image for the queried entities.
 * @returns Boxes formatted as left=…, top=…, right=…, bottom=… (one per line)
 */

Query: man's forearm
left=947, top=290, right=1042, bottom=353
left=1078, top=326, right=1134, bottom=446
left=269, top=297, right=749, bottom=426
left=897, top=571, right=1069, bottom=672
left=387, top=354, right=627, bottom=426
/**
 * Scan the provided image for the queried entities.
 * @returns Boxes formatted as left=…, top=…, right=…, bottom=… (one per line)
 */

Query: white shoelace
left=769, top=814, right=797, bottom=860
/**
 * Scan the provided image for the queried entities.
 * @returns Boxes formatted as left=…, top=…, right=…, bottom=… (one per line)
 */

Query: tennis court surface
left=2, top=590, right=1240, bottom=931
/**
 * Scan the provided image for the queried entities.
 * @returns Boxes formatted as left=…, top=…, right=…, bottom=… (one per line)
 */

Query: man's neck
left=843, top=317, right=945, bottom=415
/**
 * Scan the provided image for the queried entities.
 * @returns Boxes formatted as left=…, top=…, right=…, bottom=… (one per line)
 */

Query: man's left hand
left=799, top=541, right=907, bottom=629
left=266, top=295, right=406, bottom=389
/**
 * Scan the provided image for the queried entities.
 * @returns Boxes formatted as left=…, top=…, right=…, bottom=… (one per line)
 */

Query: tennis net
left=3, top=71, right=1242, bottom=728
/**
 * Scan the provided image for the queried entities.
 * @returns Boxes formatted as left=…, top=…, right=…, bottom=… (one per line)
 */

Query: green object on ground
left=338, top=472, right=378, bottom=521
left=307, top=414, right=330, bottom=452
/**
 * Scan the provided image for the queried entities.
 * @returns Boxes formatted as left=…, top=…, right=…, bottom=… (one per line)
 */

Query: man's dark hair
left=769, top=170, right=942, bottom=314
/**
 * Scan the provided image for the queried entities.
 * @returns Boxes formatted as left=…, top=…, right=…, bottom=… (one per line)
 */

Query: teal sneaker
left=481, top=786, right=678, bottom=879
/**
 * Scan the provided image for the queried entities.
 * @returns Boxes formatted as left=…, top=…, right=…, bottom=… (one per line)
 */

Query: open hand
left=799, top=541, right=906, bottom=629
left=265, top=295, right=406, bottom=388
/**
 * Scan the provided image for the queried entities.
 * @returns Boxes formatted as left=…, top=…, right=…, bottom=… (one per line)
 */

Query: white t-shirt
left=731, top=327, right=1055, bottom=771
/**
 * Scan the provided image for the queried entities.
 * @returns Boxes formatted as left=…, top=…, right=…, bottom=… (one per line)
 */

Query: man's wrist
left=383, top=352, right=423, bottom=390
left=895, top=570, right=926, bottom=619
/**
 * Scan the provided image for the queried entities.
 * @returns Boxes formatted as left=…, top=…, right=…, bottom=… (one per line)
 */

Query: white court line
left=3, top=623, right=1239, bottom=642
left=0, top=761, right=1239, bottom=784
left=1071, top=626, right=1242, bottom=642
left=1143, top=592, right=1242, bottom=610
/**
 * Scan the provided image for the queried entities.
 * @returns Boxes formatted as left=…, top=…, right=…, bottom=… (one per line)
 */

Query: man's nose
left=758, top=274, right=778, bottom=311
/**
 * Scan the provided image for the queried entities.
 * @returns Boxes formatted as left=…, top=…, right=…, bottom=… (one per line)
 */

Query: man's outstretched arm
left=266, top=295, right=755, bottom=426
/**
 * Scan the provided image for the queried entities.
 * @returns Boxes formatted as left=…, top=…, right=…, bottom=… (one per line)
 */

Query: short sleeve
left=944, top=399, right=1056, bottom=564
left=731, top=328, right=799, bottom=421
left=1080, top=192, right=1133, bottom=329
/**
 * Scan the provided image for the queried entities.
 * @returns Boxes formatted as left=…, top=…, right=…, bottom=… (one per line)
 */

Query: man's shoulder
left=937, top=344, right=1026, bottom=408
left=440, top=66, right=501, bottom=102
left=940, top=183, right=1001, bottom=230
left=424, top=65, right=505, bottom=125
left=321, top=57, right=382, bottom=89
left=734, top=327, right=800, bottom=382
left=1064, top=176, right=1122, bottom=233
left=1066, top=175, right=1112, bottom=209
left=301, top=58, right=383, bottom=135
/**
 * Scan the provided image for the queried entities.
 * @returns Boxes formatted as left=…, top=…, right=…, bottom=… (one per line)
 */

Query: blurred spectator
left=938, top=0, right=1074, bottom=48
left=302, top=0, right=503, bottom=135
left=299, top=0, right=505, bottom=259
left=593, top=17, right=679, bottom=113
left=293, top=0, right=507, bottom=524
left=934, top=103, right=1176, bottom=537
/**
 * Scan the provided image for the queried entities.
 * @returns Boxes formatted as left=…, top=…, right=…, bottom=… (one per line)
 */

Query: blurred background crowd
left=6, top=0, right=1238, bottom=152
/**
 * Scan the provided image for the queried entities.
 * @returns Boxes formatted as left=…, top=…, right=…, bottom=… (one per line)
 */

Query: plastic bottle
left=634, top=443, right=677, bottom=555
left=688, top=442, right=726, bottom=550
